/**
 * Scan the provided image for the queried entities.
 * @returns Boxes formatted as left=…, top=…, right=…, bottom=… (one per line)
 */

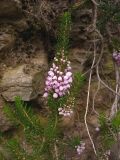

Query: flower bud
left=66, top=72, right=72, bottom=77
left=43, top=92, right=48, bottom=97
left=48, top=71, right=54, bottom=77
left=58, top=76, right=62, bottom=81
left=53, top=93, right=58, bottom=98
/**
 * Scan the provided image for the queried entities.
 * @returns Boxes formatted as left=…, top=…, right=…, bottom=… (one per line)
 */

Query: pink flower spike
left=64, top=75, right=68, bottom=80
left=63, top=86, right=67, bottom=90
left=58, top=108, right=62, bottom=111
left=43, top=92, right=48, bottom=97
left=53, top=80, right=58, bottom=84
left=59, top=86, right=64, bottom=91
left=67, top=64, right=70, bottom=67
left=59, top=72, right=63, bottom=75
left=60, top=81, right=64, bottom=85
left=68, top=77, right=73, bottom=83
left=65, top=69, right=68, bottom=73
left=67, top=84, right=70, bottom=88
left=56, top=66, right=58, bottom=70
left=52, top=63, right=56, bottom=68
left=53, top=85, right=57, bottom=89
left=45, top=81, right=50, bottom=85
left=66, top=113, right=70, bottom=116
left=47, top=76, right=52, bottom=81
left=48, top=71, right=54, bottom=77
left=53, top=93, right=58, bottom=98
left=46, top=85, right=51, bottom=90
left=53, top=76, right=57, bottom=80
left=62, top=92, right=66, bottom=95
left=59, top=112, right=63, bottom=115
left=64, top=113, right=67, bottom=117
left=66, top=72, right=72, bottom=77
left=54, top=69, right=57, bottom=72
left=50, top=68, right=53, bottom=71
left=55, top=89, right=59, bottom=93
left=64, top=80, right=68, bottom=84
left=45, top=88, right=48, bottom=91
left=58, top=76, right=62, bottom=81
left=59, top=92, right=63, bottom=96
left=67, top=66, right=72, bottom=70
left=54, top=57, right=58, bottom=61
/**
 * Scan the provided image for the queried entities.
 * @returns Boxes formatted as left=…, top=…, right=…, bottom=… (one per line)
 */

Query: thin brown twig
left=84, top=0, right=99, bottom=156
left=91, top=0, right=99, bottom=6
left=96, top=66, right=120, bottom=97
left=92, top=79, right=100, bottom=116
left=110, top=63, right=120, bottom=118
left=84, top=38, right=97, bottom=156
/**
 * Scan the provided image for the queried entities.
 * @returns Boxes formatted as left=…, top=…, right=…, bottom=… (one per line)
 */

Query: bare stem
left=84, top=40, right=97, bottom=155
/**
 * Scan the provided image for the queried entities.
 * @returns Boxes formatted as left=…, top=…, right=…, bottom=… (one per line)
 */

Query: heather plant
left=99, top=111, right=120, bottom=152
left=1, top=1, right=120, bottom=159
left=113, top=51, right=120, bottom=66
left=43, top=54, right=73, bottom=99
left=0, top=11, right=85, bottom=160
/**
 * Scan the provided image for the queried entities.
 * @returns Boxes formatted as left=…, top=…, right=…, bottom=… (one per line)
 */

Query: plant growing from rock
left=1, top=11, right=85, bottom=160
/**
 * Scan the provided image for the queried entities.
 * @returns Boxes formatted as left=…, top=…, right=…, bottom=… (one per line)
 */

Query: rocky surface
left=0, top=96, right=13, bottom=132
left=0, top=33, right=16, bottom=52
left=69, top=48, right=91, bottom=72
left=0, top=57, right=47, bottom=101
left=0, top=0, right=22, bottom=20
left=109, top=140, right=120, bottom=160
left=71, top=9, right=92, bottom=47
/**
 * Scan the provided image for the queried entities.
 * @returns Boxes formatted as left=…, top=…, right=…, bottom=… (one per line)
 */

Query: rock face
left=69, top=48, right=89, bottom=72
left=0, top=33, right=16, bottom=52
left=109, top=140, right=120, bottom=160
left=0, top=97, right=13, bottom=132
left=0, top=53, right=48, bottom=101
left=0, top=0, right=22, bottom=20
left=71, top=9, right=92, bottom=47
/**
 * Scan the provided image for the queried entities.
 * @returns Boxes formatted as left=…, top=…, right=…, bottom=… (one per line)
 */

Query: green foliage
left=2, top=74, right=84, bottom=160
left=3, top=104, right=17, bottom=125
left=7, top=97, right=43, bottom=137
left=14, top=97, right=37, bottom=129
left=71, top=72, right=85, bottom=96
left=3, top=97, right=60, bottom=160
left=99, top=114, right=115, bottom=150
left=1, top=11, right=85, bottom=160
left=98, top=0, right=120, bottom=31
left=99, top=113, right=107, bottom=128
left=56, top=11, right=71, bottom=56
left=99, top=112, right=120, bottom=149
left=6, top=138, right=30, bottom=160
left=0, top=153, right=5, bottom=160
left=44, top=115, right=58, bottom=141
left=68, top=136, right=81, bottom=148
left=111, top=110, right=120, bottom=132
left=47, top=94, right=67, bottom=112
